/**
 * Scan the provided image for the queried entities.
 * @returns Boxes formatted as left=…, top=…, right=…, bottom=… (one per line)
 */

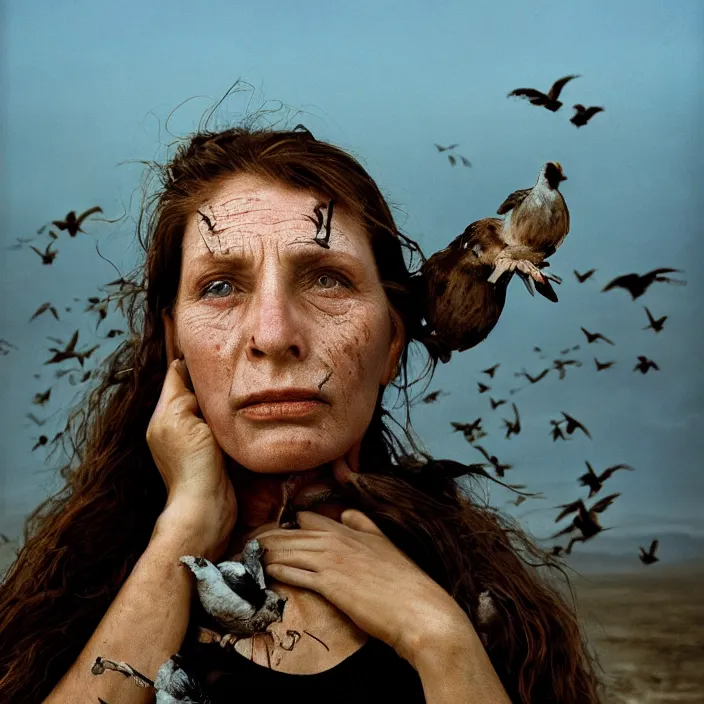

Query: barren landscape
left=557, top=564, right=704, bottom=703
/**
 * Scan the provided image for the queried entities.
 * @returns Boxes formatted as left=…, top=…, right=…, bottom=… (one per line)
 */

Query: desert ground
left=558, top=565, right=704, bottom=703
left=1, top=540, right=702, bottom=702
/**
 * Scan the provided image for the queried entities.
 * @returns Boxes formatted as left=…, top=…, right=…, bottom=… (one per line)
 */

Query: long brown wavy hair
left=0, top=94, right=604, bottom=703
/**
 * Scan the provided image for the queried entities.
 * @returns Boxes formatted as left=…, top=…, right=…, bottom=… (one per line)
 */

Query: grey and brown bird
left=179, top=539, right=287, bottom=642
left=581, top=327, right=614, bottom=345
left=578, top=461, right=634, bottom=498
left=52, top=206, right=103, bottom=237
left=602, top=268, right=686, bottom=300
left=634, top=355, right=659, bottom=374
left=488, top=162, right=569, bottom=290
left=507, top=75, right=581, bottom=112
left=639, top=539, right=660, bottom=565
left=570, top=105, right=604, bottom=127
left=643, top=307, right=667, bottom=333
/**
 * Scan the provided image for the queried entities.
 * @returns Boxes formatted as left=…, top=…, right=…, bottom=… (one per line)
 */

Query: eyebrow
left=189, top=245, right=364, bottom=272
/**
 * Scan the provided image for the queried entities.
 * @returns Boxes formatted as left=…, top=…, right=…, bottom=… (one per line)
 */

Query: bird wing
left=507, top=88, right=547, bottom=100
left=600, top=464, right=634, bottom=480
left=602, top=273, right=639, bottom=292
left=547, top=75, right=580, bottom=100
left=646, top=268, right=682, bottom=277
left=583, top=106, right=604, bottom=118
left=551, top=523, right=578, bottom=539
left=496, top=188, right=531, bottom=215
left=590, top=493, right=620, bottom=513
left=650, top=539, right=659, bottom=555
left=460, top=156, right=472, bottom=167
left=555, top=500, right=583, bottom=523
left=474, top=445, right=491, bottom=462
left=644, top=307, right=655, bottom=325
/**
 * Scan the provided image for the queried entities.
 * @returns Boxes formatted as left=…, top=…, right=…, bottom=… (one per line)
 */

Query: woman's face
left=169, top=172, right=404, bottom=475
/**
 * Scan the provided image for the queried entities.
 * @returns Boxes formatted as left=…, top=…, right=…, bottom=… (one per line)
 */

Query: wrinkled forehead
left=182, top=177, right=369, bottom=260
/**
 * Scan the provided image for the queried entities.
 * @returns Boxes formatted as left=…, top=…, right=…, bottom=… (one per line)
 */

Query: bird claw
left=489, top=257, right=545, bottom=285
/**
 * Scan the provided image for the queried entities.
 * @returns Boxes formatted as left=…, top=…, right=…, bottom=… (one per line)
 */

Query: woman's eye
left=201, top=271, right=350, bottom=299
left=201, top=280, right=234, bottom=298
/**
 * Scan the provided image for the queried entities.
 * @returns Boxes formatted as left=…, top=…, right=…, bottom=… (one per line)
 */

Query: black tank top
left=178, top=627, right=427, bottom=703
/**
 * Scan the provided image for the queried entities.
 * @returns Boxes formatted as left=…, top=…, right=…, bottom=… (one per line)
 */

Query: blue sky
left=1, top=0, right=702, bottom=559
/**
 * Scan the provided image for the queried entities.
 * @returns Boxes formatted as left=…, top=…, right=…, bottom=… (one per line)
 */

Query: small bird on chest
left=488, top=161, right=570, bottom=287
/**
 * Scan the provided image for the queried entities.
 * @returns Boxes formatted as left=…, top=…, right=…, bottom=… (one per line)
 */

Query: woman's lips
left=239, top=400, right=326, bottom=419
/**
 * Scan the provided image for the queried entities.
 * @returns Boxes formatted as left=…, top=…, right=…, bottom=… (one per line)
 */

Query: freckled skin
left=168, top=173, right=404, bottom=531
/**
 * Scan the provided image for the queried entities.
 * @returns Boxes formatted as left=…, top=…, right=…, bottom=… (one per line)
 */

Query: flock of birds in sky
left=0, top=72, right=690, bottom=703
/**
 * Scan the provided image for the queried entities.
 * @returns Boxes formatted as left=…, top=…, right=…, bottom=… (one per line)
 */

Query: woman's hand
left=148, top=313, right=238, bottom=558
left=253, top=501, right=474, bottom=671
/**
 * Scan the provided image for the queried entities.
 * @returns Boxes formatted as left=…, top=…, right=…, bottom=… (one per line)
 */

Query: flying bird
left=29, top=242, right=58, bottom=265
left=574, top=268, right=596, bottom=283
left=489, top=396, right=507, bottom=410
left=558, top=411, right=592, bottom=439
left=29, top=302, right=60, bottom=322
left=570, top=105, right=604, bottom=127
left=602, top=268, right=686, bottom=300
left=634, top=355, right=659, bottom=374
left=594, top=358, right=615, bottom=371
left=514, top=368, right=550, bottom=384
left=643, top=307, right=667, bottom=333
left=460, top=156, right=472, bottom=168
left=488, top=162, right=569, bottom=292
left=507, top=74, right=581, bottom=112
left=553, top=358, right=582, bottom=380
left=552, top=493, right=620, bottom=553
left=502, top=403, right=521, bottom=439
left=434, top=143, right=459, bottom=152
left=422, top=389, right=448, bottom=404
left=581, top=327, right=615, bottom=345
left=448, top=154, right=456, bottom=166
left=639, top=539, right=660, bottom=565
left=477, top=381, right=491, bottom=394
left=451, top=419, right=487, bottom=444
left=415, top=218, right=556, bottom=364
left=549, top=419, right=566, bottom=441
left=482, top=363, right=500, bottom=378
left=578, top=461, right=634, bottom=498
left=474, top=444, right=512, bottom=477
left=51, top=206, right=103, bottom=237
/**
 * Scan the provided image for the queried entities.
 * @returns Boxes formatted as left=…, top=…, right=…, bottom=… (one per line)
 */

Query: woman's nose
left=245, top=284, right=306, bottom=361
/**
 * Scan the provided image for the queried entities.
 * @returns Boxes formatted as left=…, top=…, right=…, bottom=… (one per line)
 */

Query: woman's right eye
left=201, top=280, right=234, bottom=298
